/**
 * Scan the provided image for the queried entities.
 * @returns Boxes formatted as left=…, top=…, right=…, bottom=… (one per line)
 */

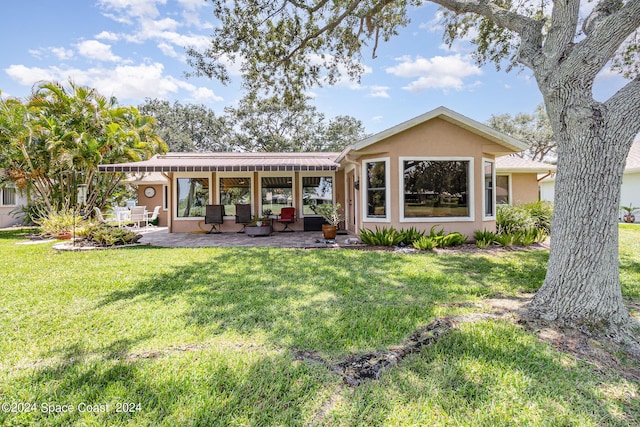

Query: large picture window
left=261, top=176, right=293, bottom=215
left=365, top=161, right=387, bottom=218
left=302, top=176, right=333, bottom=215
left=220, top=177, right=251, bottom=216
left=176, top=177, right=209, bottom=218
left=403, top=159, right=470, bottom=218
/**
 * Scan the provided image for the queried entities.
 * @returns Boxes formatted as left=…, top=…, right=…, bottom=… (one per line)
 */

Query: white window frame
left=362, top=157, right=391, bottom=223
left=482, top=158, right=496, bottom=220
left=217, top=172, right=253, bottom=219
left=399, top=156, right=475, bottom=223
left=0, top=185, right=17, bottom=207
left=496, top=173, right=513, bottom=206
left=298, top=172, right=335, bottom=218
left=173, top=173, right=211, bottom=221
left=258, top=171, right=296, bottom=216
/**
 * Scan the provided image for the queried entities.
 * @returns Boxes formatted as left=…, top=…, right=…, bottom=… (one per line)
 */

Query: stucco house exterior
left=0, top=170, right=26, bottom=228
left=100, top=106, right=552, bottom=235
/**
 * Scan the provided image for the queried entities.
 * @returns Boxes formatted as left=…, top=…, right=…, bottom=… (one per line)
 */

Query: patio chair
left=277, top=207, right=296, bottom=232
left=129, top=206, right=147, bottom=228
left=235, top=203, right=252, bottom=233
left=205, top=204, right=225, bottom=234
left=147, top=206, right=161, bottom=226
left=94, top=207, right=114, bottom=225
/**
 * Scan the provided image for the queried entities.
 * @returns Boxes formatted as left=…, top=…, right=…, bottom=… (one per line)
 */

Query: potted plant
left=314, top=203, right=345, bottom=239
left=621, top=205, right=637, bottom=223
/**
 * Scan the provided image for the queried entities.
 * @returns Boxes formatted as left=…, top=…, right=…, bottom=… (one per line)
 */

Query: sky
left=0, top=0, right=631, bottom=135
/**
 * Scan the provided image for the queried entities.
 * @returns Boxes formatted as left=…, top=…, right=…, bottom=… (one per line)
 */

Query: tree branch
left=568, top=0, right=640, bottom=80
left=604, top=76, right=640, bottom=134
left=543, top=0, right=580, bottom=59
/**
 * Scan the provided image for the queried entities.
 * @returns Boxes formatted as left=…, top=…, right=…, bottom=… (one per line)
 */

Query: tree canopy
left=0, top=81, right=166, bottom=217
left=139, top=95, right=366, bottom=153
left=488, top=104, right=555, bottom=162
left=188, top=0, right=640, bottom=351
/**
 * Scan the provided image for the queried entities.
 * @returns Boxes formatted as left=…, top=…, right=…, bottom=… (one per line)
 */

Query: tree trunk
left=529, top=97, right=638, bottom=344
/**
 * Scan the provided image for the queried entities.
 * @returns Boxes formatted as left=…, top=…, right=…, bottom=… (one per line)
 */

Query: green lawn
left=0, top=227, right=638, bottom=426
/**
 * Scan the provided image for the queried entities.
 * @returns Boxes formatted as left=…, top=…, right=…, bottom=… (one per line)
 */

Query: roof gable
left=337, top=106, right=529, bottom=162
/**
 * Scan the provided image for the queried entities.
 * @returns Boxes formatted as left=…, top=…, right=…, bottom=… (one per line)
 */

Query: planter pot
left=245, top=225, right=272, bottom=237
left=56, top=231, right=73, bottom=240
left=322, top=224, right=338, bottom=239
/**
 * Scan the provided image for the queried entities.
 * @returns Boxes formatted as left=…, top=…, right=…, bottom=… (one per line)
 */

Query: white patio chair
left=146, top=206, right=161, bottom=227
left=129, top=206, right=147, bottom=228
left=94, top=207, right=115, bottom=224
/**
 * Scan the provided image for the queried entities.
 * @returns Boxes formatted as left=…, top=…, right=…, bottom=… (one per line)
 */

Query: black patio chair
left=235, top=203, right=252, bottom=233
left=205, top=204, right=225, bottom=234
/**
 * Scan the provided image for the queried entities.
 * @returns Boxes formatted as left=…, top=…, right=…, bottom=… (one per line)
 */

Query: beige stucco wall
left=510, top=173, right=539, bottom=205
left=349, top=117, right=519, bottom=236
left=136, top=184, right=168, bottom=226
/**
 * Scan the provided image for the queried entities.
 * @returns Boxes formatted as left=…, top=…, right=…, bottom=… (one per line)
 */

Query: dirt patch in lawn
left=296, top=295, right=640, bottom=387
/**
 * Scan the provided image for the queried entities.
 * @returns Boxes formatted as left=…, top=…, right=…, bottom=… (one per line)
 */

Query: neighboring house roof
left=495, top=156, right=556, bottom=174
left=540, top=138, right=640, bottom=182
left=126, top=172, right=167, bottom=185
left=99, top=152, right=341, bottom=173
left=337, top=106, right=529, bottom=162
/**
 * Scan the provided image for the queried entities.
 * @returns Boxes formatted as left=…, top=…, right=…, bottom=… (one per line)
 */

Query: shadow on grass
left=0, top=227, right=38, bottom=240
left=2, top=336, right=332, bottom=426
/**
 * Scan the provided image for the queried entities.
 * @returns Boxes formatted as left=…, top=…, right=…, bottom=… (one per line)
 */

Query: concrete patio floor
left=137, top=227, right=358, bottom=248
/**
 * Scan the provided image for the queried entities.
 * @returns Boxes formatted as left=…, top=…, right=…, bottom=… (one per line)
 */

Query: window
left=484, top=160, right=495, bottom=218
left=176, top=177, right=209, bottom=218
left=261, top=176, right=293, bottom=215
left=402, top=159, right=470, bottom=218
left=365, top=160, right=388, bottom=219
left=163, top=185, right=168, bottom=211
left=1, top=187, right=16, bottom=206
left=220, top=177, right=251, bottom=216
left=302, top=176, right=333, bottom=215
left=496, top=175, right=510, bottom=205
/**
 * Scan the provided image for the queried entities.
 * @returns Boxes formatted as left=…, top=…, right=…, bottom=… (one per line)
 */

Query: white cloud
left=5, top=65, right=56, bottom=85
left=371, top=115, right=383, bottom=122
left=76, top=40, right=121, bottom=62
left=367, top=85, right=390, bottom=98
left=95, top=31, right=120, bottom=41
left=98, top=0, right=165, bottom=20
left=51, top=47, right=74, bottom=60
left=307, top=53, right=372, bottom=89
left=157, top=42, right=180, bottom=59
left=419, top=10, right=446, bottom=32
left=189, top=86, right=223, bottom=103
left=386, top=54, right=482, bottom=92
left=4, top=62, right=223, bottom=104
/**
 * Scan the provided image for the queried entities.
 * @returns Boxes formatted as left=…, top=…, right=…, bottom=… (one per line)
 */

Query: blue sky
left=0, top=0, right=629, bottom=134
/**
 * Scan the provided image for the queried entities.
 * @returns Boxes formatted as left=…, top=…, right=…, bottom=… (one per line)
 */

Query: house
left=99, top=106, right=552, bottom=235
left=539, top=138, right=640, bottom=220
left=0, top=171, right=26, bottom=228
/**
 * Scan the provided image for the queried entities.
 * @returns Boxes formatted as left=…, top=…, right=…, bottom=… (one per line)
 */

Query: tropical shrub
left=35, top=209, right=87, bottom=238
left=359, top=226, right=404, bottom=247
left=436, top=232, right=467, bottom=248
left=474, top=229, right=497, bottom=249
left=398, top=227, right=425, bottom=245
left=521, top=201, right=553, bottom=234
left=87, top=225, right=141, bottom=246
left=413, top=236, right=436, bottom=250
left=496, top=205, right=536, bottom=235
left=495, top=233, right=515, bottom=247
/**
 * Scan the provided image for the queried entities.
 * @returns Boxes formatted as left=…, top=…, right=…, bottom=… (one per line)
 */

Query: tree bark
left=529, top=93, right=639, bottom=344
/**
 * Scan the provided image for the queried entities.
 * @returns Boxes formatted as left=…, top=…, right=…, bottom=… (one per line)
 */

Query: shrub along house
left=100, top=106, right=553, bottom=235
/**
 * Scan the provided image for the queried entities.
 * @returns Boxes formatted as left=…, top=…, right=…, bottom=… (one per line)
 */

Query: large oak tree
left=188, top=0, right=640, bottom=350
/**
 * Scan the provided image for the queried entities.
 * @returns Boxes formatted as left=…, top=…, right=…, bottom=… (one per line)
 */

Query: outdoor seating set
left=205, top=204, right=296, bottom=236
left=94, top=206, right=161, bottom=229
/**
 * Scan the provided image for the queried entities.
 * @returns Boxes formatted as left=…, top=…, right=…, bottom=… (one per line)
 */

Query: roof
left=337, top=106, right=529, bottom=162
left=495, top=156, right=556, bottom=173
left=540, top=138, right=640, bottom=183
left=625, top=139, right=640, bottom=173
left=99, top=152, right=341, bottom=173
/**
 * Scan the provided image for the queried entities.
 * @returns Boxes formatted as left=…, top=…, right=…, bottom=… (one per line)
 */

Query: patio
left=137, top=227, right=356, bottom=248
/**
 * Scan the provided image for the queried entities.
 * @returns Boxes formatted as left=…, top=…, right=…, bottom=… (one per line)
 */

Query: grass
left=0, top=227, right=638, bottom=426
